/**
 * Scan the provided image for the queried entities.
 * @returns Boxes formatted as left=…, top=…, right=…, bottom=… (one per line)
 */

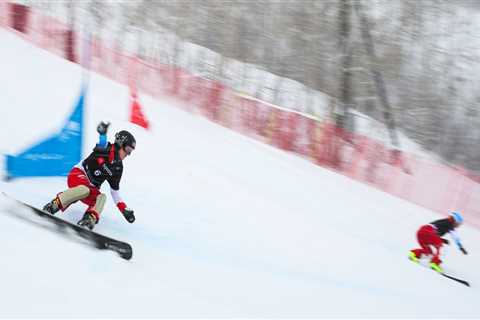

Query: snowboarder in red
left=42, top=121, right=136, bottom=230
left=409, top=212, right=467, bottom=273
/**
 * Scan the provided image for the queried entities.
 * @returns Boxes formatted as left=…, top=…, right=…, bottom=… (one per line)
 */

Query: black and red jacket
left=82, top=142, right=123, bottom=190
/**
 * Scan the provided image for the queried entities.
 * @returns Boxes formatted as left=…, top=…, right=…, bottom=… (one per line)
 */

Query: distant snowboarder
left=43, top=121, right=136, bottom=230
left=409, top=212, right=467, bottom=273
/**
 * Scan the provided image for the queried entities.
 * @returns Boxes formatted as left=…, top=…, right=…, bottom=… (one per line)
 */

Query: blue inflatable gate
left=5, top=85, right=86, bottom=179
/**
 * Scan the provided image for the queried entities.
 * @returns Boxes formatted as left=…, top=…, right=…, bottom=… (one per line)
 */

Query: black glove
left=122, top=207, right=135, bottom=223
left=460, top=246, right=468, bottom=255
left=97, top=121, right=110, bottom=135
left=441, top=238, right=449, bottom=245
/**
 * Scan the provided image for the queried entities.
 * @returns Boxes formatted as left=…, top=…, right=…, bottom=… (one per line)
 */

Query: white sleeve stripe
left=110, top=188, right=123, bottom=204
left=449, top=230, right=461, bottom=246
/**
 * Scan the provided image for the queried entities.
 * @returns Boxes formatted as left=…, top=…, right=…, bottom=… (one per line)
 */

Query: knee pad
left=58, top=185, right=90, bottom=207
left=94, top=193, right=107, bottom=214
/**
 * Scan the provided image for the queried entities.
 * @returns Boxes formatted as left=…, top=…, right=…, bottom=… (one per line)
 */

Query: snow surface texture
left=0, top=29, right=479, bottom=318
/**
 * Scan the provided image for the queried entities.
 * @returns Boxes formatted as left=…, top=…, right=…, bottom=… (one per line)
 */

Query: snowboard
left=3, top=193, right=133, bottom=260
left=408, top=253, right=469, bottom=287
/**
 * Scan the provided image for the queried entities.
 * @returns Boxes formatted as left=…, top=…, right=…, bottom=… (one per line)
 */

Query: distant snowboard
left=408, top=254, right=469, bottom=287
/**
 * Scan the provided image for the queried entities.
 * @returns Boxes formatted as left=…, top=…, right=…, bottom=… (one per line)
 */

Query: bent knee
left=59, top=185, right=91, bottom=207
left=71, top=185, right=90, bottom=198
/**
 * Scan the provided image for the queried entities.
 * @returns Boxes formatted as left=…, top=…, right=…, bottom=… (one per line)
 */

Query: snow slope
left=0, top=29, right=479, bottom=318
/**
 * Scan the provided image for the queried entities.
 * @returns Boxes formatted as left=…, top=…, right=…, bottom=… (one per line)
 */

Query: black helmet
left=115, top=130, right=136, bottom=150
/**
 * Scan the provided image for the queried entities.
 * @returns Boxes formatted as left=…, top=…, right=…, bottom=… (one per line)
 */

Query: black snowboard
left=3, top=193, right=132, bottom=260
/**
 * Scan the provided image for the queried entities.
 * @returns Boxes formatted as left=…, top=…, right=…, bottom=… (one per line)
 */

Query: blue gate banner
left=5, top=85, right=85, bottom=179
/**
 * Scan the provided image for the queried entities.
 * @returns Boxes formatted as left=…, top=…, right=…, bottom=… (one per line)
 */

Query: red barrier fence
left=0, top=1, right=6, bottom=28
left=2, top=3, right=479, bottom=228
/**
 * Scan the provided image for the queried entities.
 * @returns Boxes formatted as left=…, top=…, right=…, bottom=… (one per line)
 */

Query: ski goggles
left=124, top=145, right=135, bottom=155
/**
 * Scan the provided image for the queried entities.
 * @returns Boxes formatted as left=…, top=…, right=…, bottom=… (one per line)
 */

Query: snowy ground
left=0, top=29, right=480, bottom=318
